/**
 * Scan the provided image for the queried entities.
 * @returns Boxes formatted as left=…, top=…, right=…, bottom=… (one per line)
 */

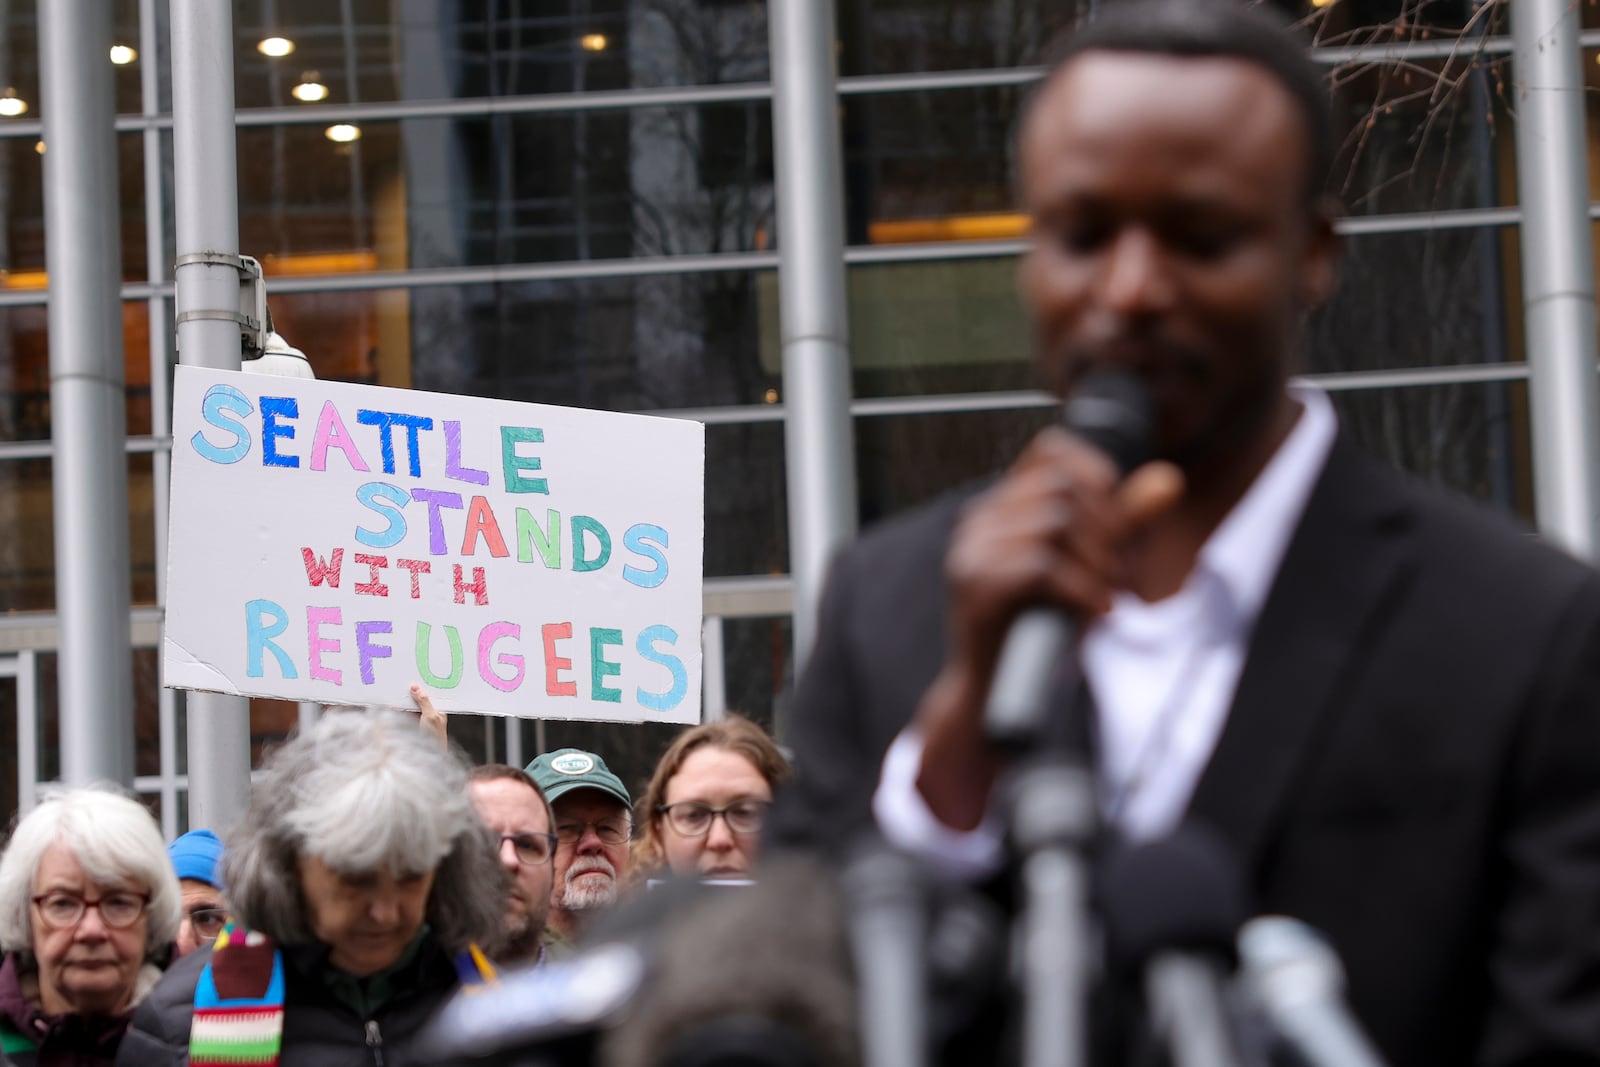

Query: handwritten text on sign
left=164, top=366, right=705, bottom=723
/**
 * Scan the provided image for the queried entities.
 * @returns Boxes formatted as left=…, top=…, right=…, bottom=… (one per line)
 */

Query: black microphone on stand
left=1102, top=824, right=1250, bottom=1067
left=986, top=368, right=1154, bottom=748
left=984, top=370, right=1154, bottom=1067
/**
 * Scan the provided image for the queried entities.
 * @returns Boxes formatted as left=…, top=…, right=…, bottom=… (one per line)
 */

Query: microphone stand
left=1002, top=753, right=1098, bottom=1067
left=988, top=619, right=1100, bottom=1067
left=841, top=840, right=930, bottom=1067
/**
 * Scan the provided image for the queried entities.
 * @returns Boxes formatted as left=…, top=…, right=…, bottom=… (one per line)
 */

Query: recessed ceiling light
left=292, top=73, right=329, bottom=103
left=580, top=33, right=608, bottom=52
left=0, top=90, right=28, bottom=118
left=110, top=44, right=138, bottom=65
left=324, top=124, right=361, bottom=143
left=257, top=37, right=295, bottom=58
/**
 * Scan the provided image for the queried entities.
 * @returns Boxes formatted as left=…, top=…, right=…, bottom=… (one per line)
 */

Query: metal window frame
left=0, top=9, right=1579, bottom=776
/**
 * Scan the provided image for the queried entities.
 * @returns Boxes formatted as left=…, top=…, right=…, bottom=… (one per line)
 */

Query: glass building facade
left=0, top=0, right=1595, bottom=831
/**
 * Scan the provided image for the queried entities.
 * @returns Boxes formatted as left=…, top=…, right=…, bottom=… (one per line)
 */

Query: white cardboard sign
left=164, top=366, right=705, bottom=724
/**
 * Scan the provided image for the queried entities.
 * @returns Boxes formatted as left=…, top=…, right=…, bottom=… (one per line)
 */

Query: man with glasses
left=467, top=765, right=560, bottom=965
left=526, top=749, right=633, bottom=944
left=164, top=830, right=227, bottom=959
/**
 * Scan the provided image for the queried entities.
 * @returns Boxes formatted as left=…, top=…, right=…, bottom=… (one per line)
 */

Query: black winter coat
left=113, top=937, right=462, bottom=1067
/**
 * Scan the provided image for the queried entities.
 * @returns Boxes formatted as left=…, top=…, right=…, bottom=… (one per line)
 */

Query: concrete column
left=1511, top=0, right=1600, bottom=560
left=768, top=0, right=858, bottom=676
left=38, top=0, right=135, bottom=785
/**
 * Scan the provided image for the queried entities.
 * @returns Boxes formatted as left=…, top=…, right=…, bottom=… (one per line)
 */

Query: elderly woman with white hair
left=116, top=710, right=505, bottom=1066
left=0, top=787, right=181, bottom=1066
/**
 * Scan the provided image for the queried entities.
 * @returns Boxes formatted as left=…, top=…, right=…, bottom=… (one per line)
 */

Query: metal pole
left=1510, top=0, right=1600, bottom=561
left=140, top=0, right=180, bottom=840
left=701, top=614, right=727, bottom=722
left=17, top=650, right=37, bottom=812
left=38, top=0, right=135, bottom=786
left=171, top=0, right=252, bottom=831
left=768, top=0, right=858, bottom=676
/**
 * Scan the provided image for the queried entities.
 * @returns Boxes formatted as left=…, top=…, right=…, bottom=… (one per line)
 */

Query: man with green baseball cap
left=526, top=748, right=634, bottom=942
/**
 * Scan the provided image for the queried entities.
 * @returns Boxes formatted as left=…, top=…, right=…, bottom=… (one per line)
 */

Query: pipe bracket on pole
left=174, top=252, right=267, bottom=357
left=175, top=251, right=254, bottom=270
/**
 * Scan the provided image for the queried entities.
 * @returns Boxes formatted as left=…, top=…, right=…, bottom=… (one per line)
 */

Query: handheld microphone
left=1236, top=917, right=1388, bottom=1067
left=1102, top=824, right=1249, bottom=1067
left=985, top=369, right=1154, bottom=748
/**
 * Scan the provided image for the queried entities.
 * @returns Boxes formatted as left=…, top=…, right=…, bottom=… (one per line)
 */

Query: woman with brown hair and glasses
left=632, top=717, right=790, bottom=883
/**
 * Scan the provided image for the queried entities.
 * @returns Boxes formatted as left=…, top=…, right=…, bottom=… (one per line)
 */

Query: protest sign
left=164, top=366, right=705, bottom=724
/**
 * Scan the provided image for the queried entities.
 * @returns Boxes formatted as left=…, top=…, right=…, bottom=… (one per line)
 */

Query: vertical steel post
left=1511, top=0, right=1600, bottom=560
left=171, top=0, right=252, bottom=831
left=140, top=0, right=181, bottom=839
left=768, top=0, right=858, bottom=677
left=38, top=0, right=135, bottom=786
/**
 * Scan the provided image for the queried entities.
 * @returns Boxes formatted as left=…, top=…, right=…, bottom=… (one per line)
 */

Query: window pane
left=0, top=131, right=149, bottom=284
left=0, top=300, right=158, bottom=442
left=1330, top=379, right=1531, bottom=521
left=0, top=453, right=158, bottom=612
left=721, top=614, right=790, bottom=732
left=263, top=274, right=777, bottom=411
left=826, top=259, right=1032, bottom=398
left=854, top=406, right=1055, bottom=526
left=1327, top=53, right=1513, bottom=217
left=230, top=2, right=768, bottom=106
left=837, top=0, right=1074, bottom=77
left=706, top=421, right=787, bottom=578
left=1307, top=224, right=1517, bottom=376
left=239, top=105, right=773, bottom=271
left=838, top=0, right=1488, bottom=77
left=0, top=2, right=143, bottom=119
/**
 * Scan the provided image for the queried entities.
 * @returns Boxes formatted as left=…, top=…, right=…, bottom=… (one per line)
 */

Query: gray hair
left=0, top=786, right=182, bottom=960
left=223, top=709, right=506, bottom=955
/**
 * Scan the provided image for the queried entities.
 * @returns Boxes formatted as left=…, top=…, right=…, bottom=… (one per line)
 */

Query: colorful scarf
left=190, top=923, right=498, bottom=1066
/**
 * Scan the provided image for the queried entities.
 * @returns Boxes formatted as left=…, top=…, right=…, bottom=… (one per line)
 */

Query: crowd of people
left=0, top=710, right=787, bottom=1065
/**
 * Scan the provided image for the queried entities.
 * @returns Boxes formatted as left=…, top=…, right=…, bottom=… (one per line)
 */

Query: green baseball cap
left=526, top=748, right=632, bottom=808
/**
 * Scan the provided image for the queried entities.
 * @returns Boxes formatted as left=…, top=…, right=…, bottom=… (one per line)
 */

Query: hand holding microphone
left=913, top=372, right=1185, bottom=828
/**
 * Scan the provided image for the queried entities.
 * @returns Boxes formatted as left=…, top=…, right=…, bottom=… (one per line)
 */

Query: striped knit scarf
left=190, top=923, right=499, bottom=1066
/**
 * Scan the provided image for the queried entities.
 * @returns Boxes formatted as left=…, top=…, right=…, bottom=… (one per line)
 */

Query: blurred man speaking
left=777, top=3, right=1600, bottom=1065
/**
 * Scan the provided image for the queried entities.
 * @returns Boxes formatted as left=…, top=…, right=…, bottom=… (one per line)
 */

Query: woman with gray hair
left=0, top=786, right=181, bottom=1065
left=116, top=709, right=506, bottom=1066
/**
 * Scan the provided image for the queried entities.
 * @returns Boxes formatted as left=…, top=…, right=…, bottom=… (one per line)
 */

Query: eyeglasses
left=554, top=818, right=631, bottom=846
left=185, top=906, right=228, bottom=943
left=496, top=832, right=558, bottom=866
left=657, top=799, right=772, bottom=838
left=31, top=890, right=151, bottom=930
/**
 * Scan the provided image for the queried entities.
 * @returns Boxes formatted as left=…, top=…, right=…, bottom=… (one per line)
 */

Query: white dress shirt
left=873, top=387, right=1338, bottom=878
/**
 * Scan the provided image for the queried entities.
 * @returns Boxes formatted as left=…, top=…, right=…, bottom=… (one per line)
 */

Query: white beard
left=560, top=855, right=618, bottom=911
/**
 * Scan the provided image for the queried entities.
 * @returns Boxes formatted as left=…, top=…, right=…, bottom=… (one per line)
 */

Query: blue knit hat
left=167, top=828, right=224, bottom=887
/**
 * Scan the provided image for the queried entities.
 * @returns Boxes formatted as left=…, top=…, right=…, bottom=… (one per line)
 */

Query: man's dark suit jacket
left=776, top=435, right=1600, bottom=1066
